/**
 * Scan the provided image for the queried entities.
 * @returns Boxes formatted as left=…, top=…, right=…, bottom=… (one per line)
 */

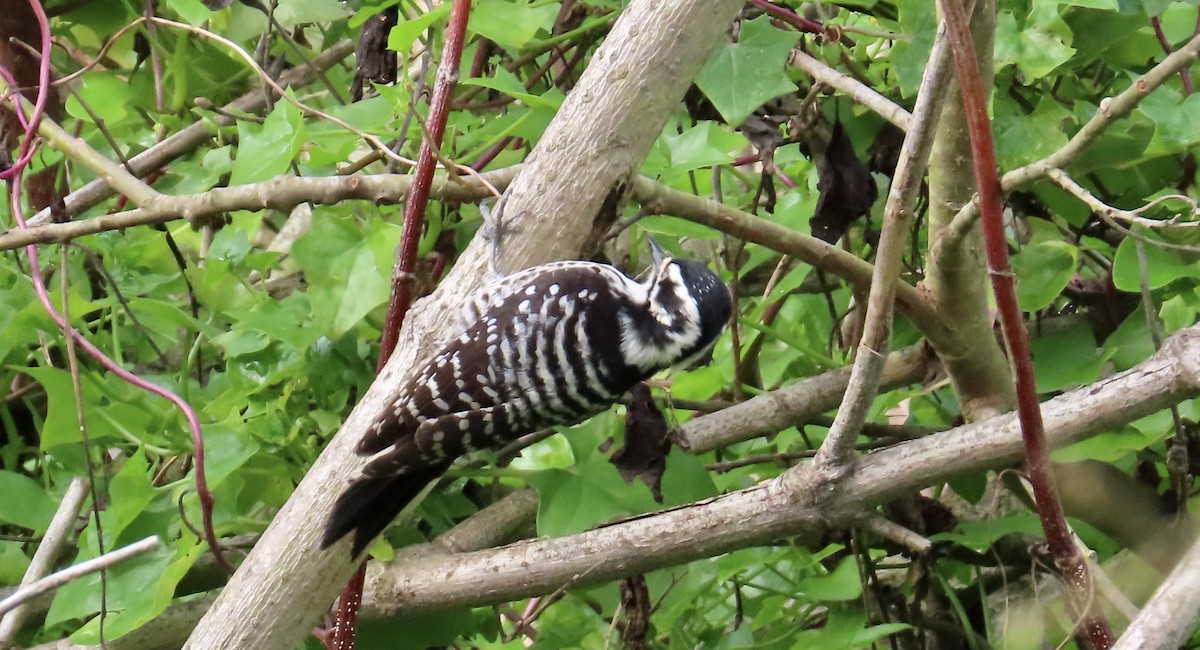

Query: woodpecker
left=321, top=240, right=731, bottom=554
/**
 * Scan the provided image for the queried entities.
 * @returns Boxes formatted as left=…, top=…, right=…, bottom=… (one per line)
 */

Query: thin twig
left=864, top=515, right=932, bottom=554
left=0, top=537, right=161, bottom=618
left=0, top=478, right=89, bottom=643
left=812, top=23, right=954, bottom=469
left=941, top=31, right=1200, bottom=248
left=1111, top=534, right=1200, bottom=649
left=790, top=49, right=912, bottom=130
left=1043, top=167, right=1200, bottom=253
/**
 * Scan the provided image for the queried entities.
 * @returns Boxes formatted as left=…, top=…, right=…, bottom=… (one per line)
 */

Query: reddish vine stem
left=1, top=0, right=232, bottom=574
left=937, top=0, right=1114, bottom=647
left=326, top=1, right=474, bottom=648
left=746, top=0, right=825, bottom=35
left=1151, top=16, right=1195, bottom=95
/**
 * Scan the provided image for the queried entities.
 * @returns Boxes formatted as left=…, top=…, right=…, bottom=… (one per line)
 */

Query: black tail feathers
left=320, top=467, right=446, bottom=556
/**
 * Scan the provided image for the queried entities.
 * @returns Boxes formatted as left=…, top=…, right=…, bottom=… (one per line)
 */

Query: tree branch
left=23, top=39, right=356, bottom=227
left=941, top=30, right=1200, bottom=248
left=812, top=24, right=954, bottom=468
left=677, top=343, right=931, bottom=453
left=789, top=49, right=912, bottom=130
left=0, top=537, right=160, bottom=618
left=1111, top=534, right=1200, bottom=649
left=0, top=478, right=88, bottom=644
left=180, top=0, right=749, bottom=646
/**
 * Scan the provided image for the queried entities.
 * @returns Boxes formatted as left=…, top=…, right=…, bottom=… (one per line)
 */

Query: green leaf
left=1029, top=323, right=1106, bottom=392
left=528, top=447, right=659, bottom=537
left=1053, top=427, right=1151, bottom=462
left=994, top=12, right=1076, bottom=79
left=20, top=366, right=129, bottom=450
left=0, top=471, right=58, bottom=532
left=637, top=216, right=723, bottom=240
left=932, top=513, right=1045, bottom=552
left=230, top=95, right=305, bottom=186
left=291, top=217, right=397, bottom=338
left=994, top=95, right=1073, bottom=169
left=1112, top=236, right=1200, bottom=291
left=1104, top=310, right=1157, bottom=370
left=56, top=539, right=203, bottom=642
left=1060, top=0, right=1119, bottom=8
left=468, top=0, right=558, bottom=49
left=199, top=424, right=261, bottom=488
left=274, top=0, right=349, bottom=26
left=889, top=0, right=937, bottom=97
left=460, top=68, right=562, bottom=110
left=796, top=557, right=863, bottom=601
left=105, top=448, right=157, bottom=543
left=166, top=0, right=211, bottom=25
left=792, top=607, right=881, bottom=648
left=1140, top=89, right=1200, bottom=155
left=387, top=4, right=451, bottom=53
left=225, top=293, right=322, bottom=352
left=659, top=449, right=718, bottom=506
left=65, top=74, right=133, bottom=125
left=695, top=16, right=800, bottom=125
left=662, top=121, right=749, bottom=172
left=1012, top=240, right=1077, bottom=311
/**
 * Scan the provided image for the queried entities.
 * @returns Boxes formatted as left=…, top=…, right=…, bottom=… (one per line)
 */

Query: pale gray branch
left=790, top=50, right=912, bottom=130
left=677, top=343, right=931, bottom=453
left=0, top=169, right=516, bottom=252
left=813, top=26, right=954, bottom=468
left=0, top=537, right=160, bottom=618
left=1112, top=534, right=1200, bottom=649
left=24, top=39, right=356, bottom=227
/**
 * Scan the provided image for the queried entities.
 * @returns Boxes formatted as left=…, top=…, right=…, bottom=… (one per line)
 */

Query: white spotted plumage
left=324, top=246, right=731, bottom=554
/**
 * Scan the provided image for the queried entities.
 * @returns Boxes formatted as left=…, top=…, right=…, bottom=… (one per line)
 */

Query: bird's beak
left=648, top=237, right=667, bottom=267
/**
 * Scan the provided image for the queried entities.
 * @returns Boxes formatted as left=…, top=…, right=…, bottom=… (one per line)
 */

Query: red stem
left=746, top=0, right=825, bottom=34
left=1151, top=16, right=1194, bottom=95
left=377, top=0, right=473, bottom=365
left=1, top=0, right=232, bottom=574
left=938, top=0, right=1114, bottom=647
left=327, top=1, right=474, bottom=648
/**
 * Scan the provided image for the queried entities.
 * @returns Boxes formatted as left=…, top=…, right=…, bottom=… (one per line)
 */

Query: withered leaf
left=611, top=383, right=670, bottom=502
left=811, top=121, right=878, bottom=243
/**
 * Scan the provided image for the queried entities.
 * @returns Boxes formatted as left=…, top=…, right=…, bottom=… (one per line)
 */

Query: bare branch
left=790, top=50, right=912, bottom=130
left=1112, top=535, right=1200, bottom=649
left=813, top=25, right=954, bottom=468
left=1044, top=167, right=1200, bottom=253
left=942, top=31, right=1200, bottom=247
left=0, top=169, right=517, bottom=252
left=0, top=537, right=160, bottom=618
left=677, top=343, right=931, bottom=453
left=24, top=39, right=356, bottom=227
left=0, top=478, right=88, bottom=643
left=0, top=78, right=160, bottom=206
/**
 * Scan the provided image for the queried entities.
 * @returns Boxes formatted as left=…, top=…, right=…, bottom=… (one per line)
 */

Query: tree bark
left=182, top=0, right=745, bottom=647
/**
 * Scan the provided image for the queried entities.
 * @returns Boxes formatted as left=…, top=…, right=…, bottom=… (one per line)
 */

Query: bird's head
left=622, top=238, right=731, bottom=372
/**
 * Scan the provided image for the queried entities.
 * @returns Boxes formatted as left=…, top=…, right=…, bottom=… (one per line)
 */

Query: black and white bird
left=321, top=240, right=732, bottom=554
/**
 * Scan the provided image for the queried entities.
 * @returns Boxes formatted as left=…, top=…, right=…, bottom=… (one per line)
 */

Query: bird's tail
left=320, top=466, right=447, bottom=556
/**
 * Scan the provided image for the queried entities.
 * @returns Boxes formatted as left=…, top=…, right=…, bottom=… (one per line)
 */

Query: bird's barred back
left=322, top=249, right=731, bottom=554
left=354, top=263, right=650, bottom=478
